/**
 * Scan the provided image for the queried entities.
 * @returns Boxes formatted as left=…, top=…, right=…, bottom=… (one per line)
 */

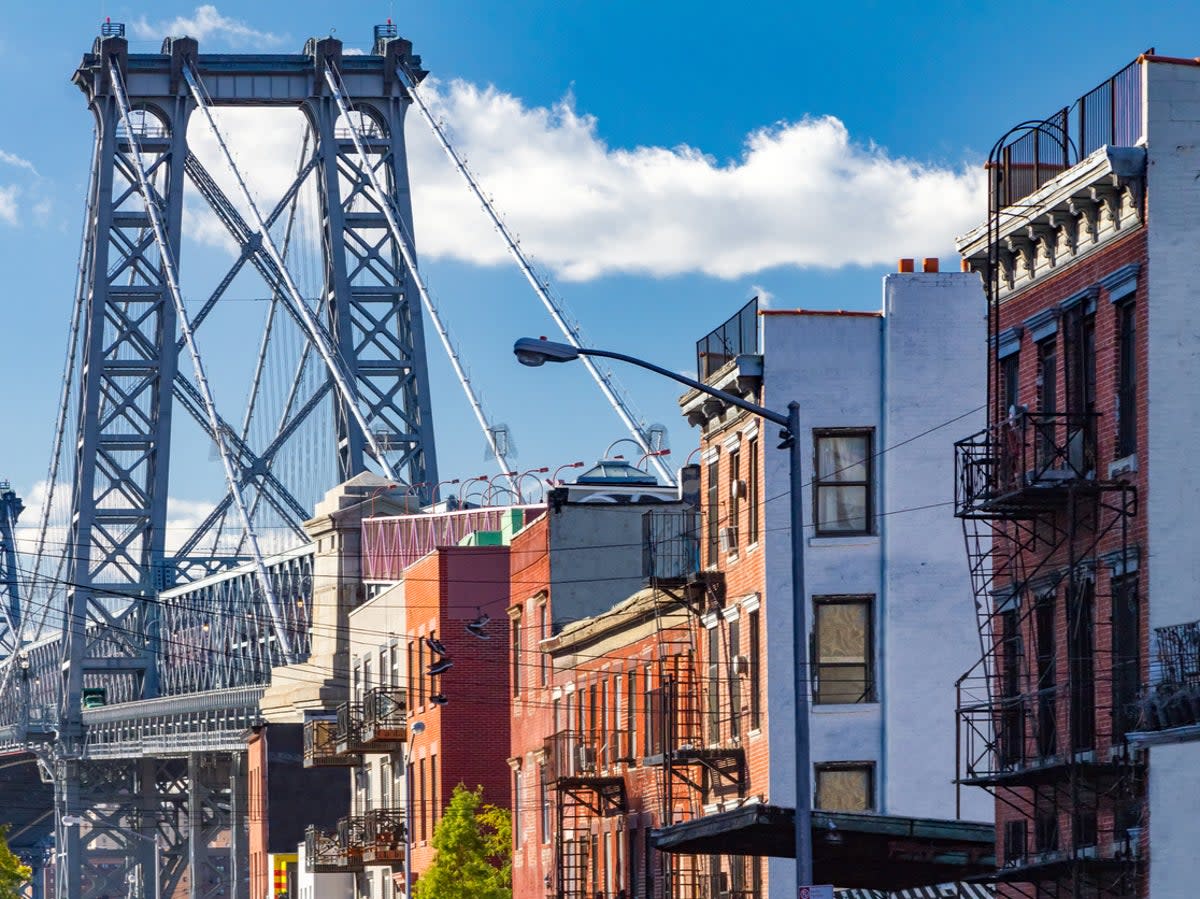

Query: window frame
left=1117, top=300, right=1137, bottom=458
left=812, top=595, right=876, bottom=705
left=814, top=761, right=876, bottom=812
left=812, top=429, right=875, bottom=536
left=747, top=435, right=760, bottom=546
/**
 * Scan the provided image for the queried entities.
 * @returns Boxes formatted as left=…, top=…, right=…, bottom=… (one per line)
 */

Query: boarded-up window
left=813, top=597, right=874, bottom=704
left=815, top=763, right=874, bottom=812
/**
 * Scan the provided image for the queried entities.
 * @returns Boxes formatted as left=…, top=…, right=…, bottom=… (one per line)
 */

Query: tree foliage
left=413, top=784, right=511, bottom=899
left=0, top=825, right=31, bottom=899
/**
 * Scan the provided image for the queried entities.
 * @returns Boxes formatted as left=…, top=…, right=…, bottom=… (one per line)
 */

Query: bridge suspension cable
left=321, top=63, right=518, bottom=493
left=109, top=61, right=296, bottom=663
left=392, top=62, right=675, bottom=486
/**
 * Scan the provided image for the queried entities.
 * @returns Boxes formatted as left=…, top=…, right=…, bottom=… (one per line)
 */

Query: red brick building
left=507, top=466, right=703, bottom=899
left=951, top=53, right=1175, bottom=899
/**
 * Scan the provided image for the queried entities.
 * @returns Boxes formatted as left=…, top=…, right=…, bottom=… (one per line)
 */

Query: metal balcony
left=303, top=717, right=360, bottom=768
left=335, top=700, right=367, bottom=755
left=1139, top=620, right=1200, bottom=731
left=361, top=687, right=407, bottom=749
left=363, top=808, right=407, bottom=866
left=643, top=509, right=702, bottom=585
left=544, top=730, right=635, bottom=784
left=304, top=816, right=366, bottom=873
left=954, top=412, right=1100, bottom=519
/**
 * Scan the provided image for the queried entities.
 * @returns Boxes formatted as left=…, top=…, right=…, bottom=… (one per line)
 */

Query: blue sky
left=0, top=0, right=1184, bottom=535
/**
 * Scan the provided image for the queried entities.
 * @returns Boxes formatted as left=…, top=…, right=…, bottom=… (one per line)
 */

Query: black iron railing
left=363, top=808, right=407, bottom=864
left=305, top=816, right=366, bottom=872
left=643, top=510, right=701, bottom=583
left=544, top=730, right=634, bottom=781
left=955, top=411, right=1099, bottom=517
left=696, top=297, right=758, bottom=380
left=303, top=717, right=361, bottom=767
left=335, top=701, right=364, bottom=753
left=362, top=687, right=407, bottom=745
left=991, top=59, right=1144, bottom=210
left=1140, top=620, right=1200, bottom=731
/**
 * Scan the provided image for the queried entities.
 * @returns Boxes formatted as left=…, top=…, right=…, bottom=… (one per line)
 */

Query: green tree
left=413, top=784, right=511, bottom=899
left=0, top=825, right=31, bottom=899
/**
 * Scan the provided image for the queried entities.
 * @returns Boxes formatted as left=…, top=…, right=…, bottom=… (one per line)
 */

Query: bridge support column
left=229, top=752, right=248, bottom=899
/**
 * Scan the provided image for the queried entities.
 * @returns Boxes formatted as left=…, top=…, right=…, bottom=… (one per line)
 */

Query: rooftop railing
left=695, top=297, right=758, bottom=381
left=991, top=58, right=1144, bottom=210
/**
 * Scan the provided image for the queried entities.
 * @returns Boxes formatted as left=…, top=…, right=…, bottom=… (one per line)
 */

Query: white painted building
left=681, top=269, right=992, bottom=895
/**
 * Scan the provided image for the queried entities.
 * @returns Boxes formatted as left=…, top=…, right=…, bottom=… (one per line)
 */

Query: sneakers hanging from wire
left=466, top=610, right=491, bottom=640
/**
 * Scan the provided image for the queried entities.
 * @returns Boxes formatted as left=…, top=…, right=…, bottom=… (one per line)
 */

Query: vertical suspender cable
left=109, top=61, right=296, bottom=664
left=321, top=64, right=516, bottom=490
left=391, top=63, right=675, bottom=486
left=180, top=63, right=397, bottom=483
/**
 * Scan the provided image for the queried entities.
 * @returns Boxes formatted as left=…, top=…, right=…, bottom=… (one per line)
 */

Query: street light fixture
left=513, top=336, right=815, bottom=888
left=403, top=720, right=427, bottom=899
left=62, top=815, right=161, bottom=899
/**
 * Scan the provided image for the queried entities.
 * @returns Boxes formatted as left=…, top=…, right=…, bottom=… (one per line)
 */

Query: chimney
left=922, top=257, right=939, bottom=273
left=898, top=258, right=915, bottom=273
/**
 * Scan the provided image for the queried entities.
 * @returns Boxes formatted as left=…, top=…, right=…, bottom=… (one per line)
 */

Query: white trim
left=807, top=535, right=879, bottom=547
left=722, top=434, right=741, bottom=452
left=742, top=423, right=760, bottom=440
left=739, top=593, right=762, bottom=613
left=701, top=447, right=720, bottom=464
left=701, top=612, right=719, bottom=630
left=721, top=606, right=740, bottom=623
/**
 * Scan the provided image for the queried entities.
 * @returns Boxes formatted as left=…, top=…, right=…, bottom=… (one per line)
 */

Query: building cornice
left=956, top=146, right=1146, bottom=303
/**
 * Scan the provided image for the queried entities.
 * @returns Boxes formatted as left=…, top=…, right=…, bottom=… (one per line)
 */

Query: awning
left=651, top=804, right=995, bottom=891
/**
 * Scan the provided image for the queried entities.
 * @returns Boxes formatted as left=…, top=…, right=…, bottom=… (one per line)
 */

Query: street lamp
left=62, top=815, right=160, bottom=899
left=403, top=720, right=427, bottom=899
left=513, top=336, right=815, bottom=888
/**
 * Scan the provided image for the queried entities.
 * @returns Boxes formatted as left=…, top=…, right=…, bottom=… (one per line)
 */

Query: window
left=419, top=758, right=427, bottom=841
left=418, top=638, right=426, bottom=705
left=512, top=615, right=522, bottom=696
left=538, top=604, right=548, bottom=686
left=1001, top=352, right=1020, bottom=417
left=706, top=457, right=720, bottom=565
left=1117, top=301, right=1137, bottom=458
left=540, top=765, right=551, bottom=843
left=514, top=767, right=523, bottom=847
left=627, top=669, right=638, bottom=753
left=728, top=617, right=741, bottom=740
left=707, top=625, right=721, bottom=743
left=1004, top=819, right=1027, bottom=864
left=353, top=660, right=362, bottom=704
left=406, top=641, right=414, bottom=710
left=364, top=656, right=373, bottom=693
left=1037, top=337, right=1058, bottom=468
left=814, top=762, right=874, bottom=812
left=748, top=609, right=761, bottom=730
left=728, top=447, right=742, bottom=553
left=1067, top=580, right=1096, bottom=753
left=390, top=643, right=399, bottom=689
left=813, top=430, right=873, bottom=535
left=1034, top=594, right=1056, bottom=759
left=1112, top=574, right=1140, bottom=740
left=431, top=753, right=439, bottom=828
left=813, top=596, right=874, bottom=704
left=380, top=757, right=391, bottom=808
left=747, top=435, right=760, bottom=545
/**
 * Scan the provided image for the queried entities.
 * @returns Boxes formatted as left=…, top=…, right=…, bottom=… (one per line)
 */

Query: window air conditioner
left=733, top=655, right=750, bottom=676
left=729, top=479, right=747, bottom=500
left=576, top=746, right=597, bottom=774
left=718, top=527, right=737, bottom=553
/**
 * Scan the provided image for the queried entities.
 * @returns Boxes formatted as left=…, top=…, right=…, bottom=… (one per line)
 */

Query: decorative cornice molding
left=1100, top=263, right=1141, bottom=302
left=956, top=147, right=1146, bottom=302
left=1059, top=285, right=1099, bottom=315
left=1024, top=307, right=1061, bottom=343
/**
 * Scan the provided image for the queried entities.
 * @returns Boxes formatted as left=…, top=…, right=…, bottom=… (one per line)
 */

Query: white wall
left=1144, top=61, right=1200, bottom=634
left=1147, top=739, right=1200, bottom=895
left=882, top=272, right=989, bottom=822
left=758, top=274, right=990, bottom=896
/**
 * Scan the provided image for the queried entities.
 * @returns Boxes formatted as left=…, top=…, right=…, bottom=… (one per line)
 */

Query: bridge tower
left=46, top=21, right=440, bottom=899
left=0, top=482, right=23, bottom=658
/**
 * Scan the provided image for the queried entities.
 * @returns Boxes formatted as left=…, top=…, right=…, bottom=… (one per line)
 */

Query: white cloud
left=751, top=284, right=774, bottom=308
left=0, top=150, right=37, bottom=177
left=181, top=79, right=984, bottom=282
left=0, top=185, right=17, bottom=225
left=132, top=4, right=285, bottom=48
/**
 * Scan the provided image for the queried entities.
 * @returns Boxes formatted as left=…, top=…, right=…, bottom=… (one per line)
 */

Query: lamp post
left=403, top=720, right=426, bottom=899
left=513, top=337, right=814, bottom=888
left=62, top=815, right=160, bottom=899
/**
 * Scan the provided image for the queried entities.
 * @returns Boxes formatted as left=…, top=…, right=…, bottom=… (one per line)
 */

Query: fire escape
left=545, top=729, right=631, bottom=899
left=955, top=113, right=1143, bottom=895
left=304, top=686, right=408, bottom=874
left=644, top=510, right=744, bottom=899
